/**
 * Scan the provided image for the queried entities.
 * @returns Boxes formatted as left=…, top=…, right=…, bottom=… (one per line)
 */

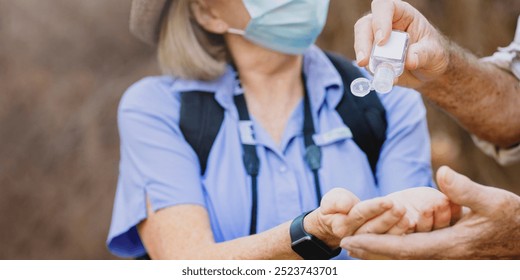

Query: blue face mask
left=228, top=0, right=330, bottom=55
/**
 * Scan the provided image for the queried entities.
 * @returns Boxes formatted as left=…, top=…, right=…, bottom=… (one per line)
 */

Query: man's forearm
left=418, top=41, right=520, bottom=148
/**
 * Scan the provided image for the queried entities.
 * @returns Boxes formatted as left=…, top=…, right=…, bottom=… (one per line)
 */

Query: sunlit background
left=1, top=0, right=519, bottom=259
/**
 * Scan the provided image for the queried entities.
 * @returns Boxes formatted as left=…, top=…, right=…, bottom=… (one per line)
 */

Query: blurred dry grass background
left=0, top=0, right=519, bottom=259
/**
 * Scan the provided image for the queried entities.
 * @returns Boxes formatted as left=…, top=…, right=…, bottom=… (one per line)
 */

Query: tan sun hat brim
left=130, top=0, right=172, bottom=45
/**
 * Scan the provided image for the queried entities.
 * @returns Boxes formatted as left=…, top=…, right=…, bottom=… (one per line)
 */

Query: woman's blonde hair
left=158, top=0, right=229, bottom=81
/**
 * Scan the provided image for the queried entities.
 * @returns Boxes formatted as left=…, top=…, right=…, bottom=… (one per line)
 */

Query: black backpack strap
left=233, top=94, right=260, bottom=235
left=179, top=91, right=225, bottom=175
left=325, top=52, right=388, bottom=177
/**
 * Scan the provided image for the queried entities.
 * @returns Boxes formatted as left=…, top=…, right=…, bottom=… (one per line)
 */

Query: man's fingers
left=342, top=233, right=419, bottom=259
left=370, top=0, right=397, bottom=45
left=342, top=230, right=452, bottom=259
left=354, top=204, right=405, bottom=235
left=346, top=247, right=392, bottom=260
left=343, top=197, right=393, bottom=235
left=406, top=35, right=450, bottom=77
left=406, top=40, right=434, bottom=71
left=436, top=166, right=490, bottom=213
left=371, top=0, right=416, bottom=45
left=354, top=14, right=375, bottom=66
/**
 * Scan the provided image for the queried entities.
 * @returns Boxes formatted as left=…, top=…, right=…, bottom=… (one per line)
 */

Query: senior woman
left=107, top=0, right=451, bottom=260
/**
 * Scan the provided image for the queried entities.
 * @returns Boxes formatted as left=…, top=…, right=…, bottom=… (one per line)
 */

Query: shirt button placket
left=274, top=161, right=301, bottom=221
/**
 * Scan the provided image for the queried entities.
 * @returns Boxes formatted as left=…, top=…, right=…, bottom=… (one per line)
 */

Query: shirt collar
left=169, top=45, right=345, bottom=116
left=169, top=65, right=238, bottom=116
left=303, top=45, right=344, bottom=113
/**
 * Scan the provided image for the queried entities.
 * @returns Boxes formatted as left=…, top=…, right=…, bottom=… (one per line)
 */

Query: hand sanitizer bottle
left=351, top=30, right=409, bottom=97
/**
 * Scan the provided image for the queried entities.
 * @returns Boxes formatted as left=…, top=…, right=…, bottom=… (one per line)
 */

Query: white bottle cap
left=350, top=77, right=372, bottom=97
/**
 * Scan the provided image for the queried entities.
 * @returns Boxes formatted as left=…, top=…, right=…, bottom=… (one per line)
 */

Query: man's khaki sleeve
left=472, top=135, right=520, bottom=166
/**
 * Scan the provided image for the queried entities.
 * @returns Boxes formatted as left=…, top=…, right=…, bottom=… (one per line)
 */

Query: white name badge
left=313, top=126, right=353, bottom=146
left=238, top=120, right=256, bottom=145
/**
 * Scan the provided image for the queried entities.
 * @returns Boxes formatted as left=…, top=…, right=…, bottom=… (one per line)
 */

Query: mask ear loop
left=228, top=28, right=246, bottom=36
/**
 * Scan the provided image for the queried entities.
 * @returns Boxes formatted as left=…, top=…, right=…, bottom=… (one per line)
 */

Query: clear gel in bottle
left=351, top=30, right=409, bottom=97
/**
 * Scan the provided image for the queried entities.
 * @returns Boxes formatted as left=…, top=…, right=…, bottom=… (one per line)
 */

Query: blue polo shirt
left=107, top=46, right=434, bottom=259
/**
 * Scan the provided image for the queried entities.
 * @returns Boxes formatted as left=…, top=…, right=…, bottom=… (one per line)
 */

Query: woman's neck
left=226, top=35, right=305, bottom=145
left=227, top=35, right=304, bottom=104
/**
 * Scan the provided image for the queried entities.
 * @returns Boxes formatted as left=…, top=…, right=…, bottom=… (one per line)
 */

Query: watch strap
left=290, top=211, right=341, bottom=260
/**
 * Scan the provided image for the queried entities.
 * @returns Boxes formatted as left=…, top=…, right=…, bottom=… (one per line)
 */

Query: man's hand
left=340, top=166, right=520, bottom=259
left=354, top=0, right=450, bottom=89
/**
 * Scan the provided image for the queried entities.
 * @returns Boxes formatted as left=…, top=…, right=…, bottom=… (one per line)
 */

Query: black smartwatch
left=290, top=211, right=341, bottom=260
